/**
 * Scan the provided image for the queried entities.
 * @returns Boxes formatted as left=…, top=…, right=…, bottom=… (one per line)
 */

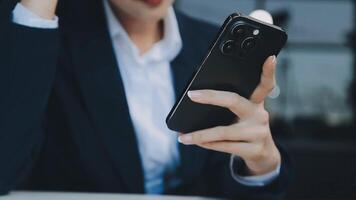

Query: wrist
left=20, top=0, right=58, bottom=20
left=245, top=143, right=281, bottom=176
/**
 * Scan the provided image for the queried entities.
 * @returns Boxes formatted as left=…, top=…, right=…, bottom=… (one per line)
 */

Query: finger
left=250, top=55, right=277, bottom=104
left=187, top=89, right=253, bottom=118
left=197, top=141, right=253, bottom=156
left=250, top=10, right=273, bottom=24
left=178, top=122, right=265, bottom=145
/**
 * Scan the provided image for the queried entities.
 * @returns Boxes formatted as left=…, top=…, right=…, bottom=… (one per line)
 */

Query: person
left=0, top=0, right=291, bottom=199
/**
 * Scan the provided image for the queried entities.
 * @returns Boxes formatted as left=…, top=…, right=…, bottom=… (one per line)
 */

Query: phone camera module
left=221, top=40, right=235, bottom=55
left=231, top=25, right=245, bottom=38
left=241, top=37, right=257, bottom=52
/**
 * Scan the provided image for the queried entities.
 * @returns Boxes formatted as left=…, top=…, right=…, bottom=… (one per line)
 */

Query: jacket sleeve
left=203, top=144, right=293, bottom=200
left=0, top=0, right=60, bottom=195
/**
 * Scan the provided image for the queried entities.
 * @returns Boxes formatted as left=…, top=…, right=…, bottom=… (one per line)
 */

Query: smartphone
left=166, top=13, right=288, bottom=133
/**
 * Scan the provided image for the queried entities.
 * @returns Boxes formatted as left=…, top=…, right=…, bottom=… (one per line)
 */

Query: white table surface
left=0, top=192, right=220, bottom=200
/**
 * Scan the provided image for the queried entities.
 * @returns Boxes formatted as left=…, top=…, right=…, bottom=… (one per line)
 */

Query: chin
left=110, top=0, right=173, bottom=22
left=138, top=8, right=170, bottom=22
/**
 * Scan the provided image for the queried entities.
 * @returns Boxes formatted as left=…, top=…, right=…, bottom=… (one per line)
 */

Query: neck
left=110, top=5, right=164, bottom=55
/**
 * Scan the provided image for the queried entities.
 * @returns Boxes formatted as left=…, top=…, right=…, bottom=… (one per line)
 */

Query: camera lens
left=221, top=40, right=235, bottom=55
left=231, top=25, right=245, bottom=37
left=241, top=37, right=257, bottom=51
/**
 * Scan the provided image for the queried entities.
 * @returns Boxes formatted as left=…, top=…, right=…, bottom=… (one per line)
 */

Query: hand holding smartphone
left=166, top=13, right=288, bottom=133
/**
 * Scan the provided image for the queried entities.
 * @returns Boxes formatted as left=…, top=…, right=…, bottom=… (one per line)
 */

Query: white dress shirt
left=103, top=1, right=182, bottom=194
left=12, top=1, right=280, bottom=194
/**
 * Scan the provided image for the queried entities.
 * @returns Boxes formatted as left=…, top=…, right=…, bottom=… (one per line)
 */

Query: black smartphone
left=166, top=13, right=288, bottom=133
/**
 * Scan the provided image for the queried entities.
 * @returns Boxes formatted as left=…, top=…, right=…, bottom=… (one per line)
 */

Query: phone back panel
left=167, top=13, right=288, bottom=133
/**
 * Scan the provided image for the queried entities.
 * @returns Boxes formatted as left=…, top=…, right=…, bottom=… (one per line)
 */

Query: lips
left=142, top=0, right=163, bottom=7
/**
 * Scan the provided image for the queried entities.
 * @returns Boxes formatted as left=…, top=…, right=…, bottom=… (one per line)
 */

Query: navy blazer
left=0, top=0, right=291, bottom=199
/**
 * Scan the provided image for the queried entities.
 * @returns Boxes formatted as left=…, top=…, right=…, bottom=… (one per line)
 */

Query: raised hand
left=178, top=56, right=281, bottom=176
left=20, top=0, right=58, bottom=19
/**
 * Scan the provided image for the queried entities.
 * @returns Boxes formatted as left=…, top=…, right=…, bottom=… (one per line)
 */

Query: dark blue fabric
left=0, top=0, right=292, bottom=198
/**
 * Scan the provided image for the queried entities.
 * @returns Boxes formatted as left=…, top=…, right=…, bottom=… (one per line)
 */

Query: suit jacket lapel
left=62, top=0, right=216, bottom=192
left=171, top=12, right=213, bottom=183
left=64, top=0, right=144, bottom=193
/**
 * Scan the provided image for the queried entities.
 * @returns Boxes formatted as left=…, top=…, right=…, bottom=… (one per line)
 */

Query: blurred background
left=175, top=0, right=356, bottom=199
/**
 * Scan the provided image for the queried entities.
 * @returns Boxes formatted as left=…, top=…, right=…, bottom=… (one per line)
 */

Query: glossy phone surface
left=166, top=13, right=288, bottom=133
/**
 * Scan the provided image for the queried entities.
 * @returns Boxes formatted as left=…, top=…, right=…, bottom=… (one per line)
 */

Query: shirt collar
left=103, top=0, right=182, bottom=63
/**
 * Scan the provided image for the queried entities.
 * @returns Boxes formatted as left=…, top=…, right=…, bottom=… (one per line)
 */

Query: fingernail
left=271, top=55, right=277, bottom=64
left=178, top=134, right=193, bottom=144
left=187, top=91, right=202, bottom=100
